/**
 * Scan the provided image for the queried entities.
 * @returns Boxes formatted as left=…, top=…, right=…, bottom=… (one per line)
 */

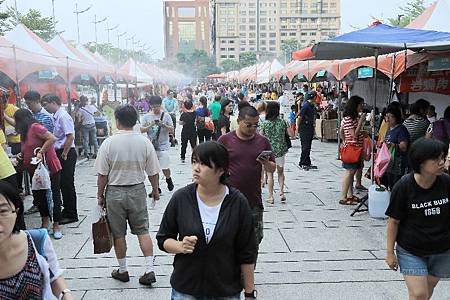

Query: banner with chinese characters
left=399, top=62, right=450, bottom=95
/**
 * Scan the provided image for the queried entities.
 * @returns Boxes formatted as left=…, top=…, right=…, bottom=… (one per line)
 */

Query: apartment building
left=214, top=0, right=341, bottom=65
left=164, top=0, right=211, bottom=59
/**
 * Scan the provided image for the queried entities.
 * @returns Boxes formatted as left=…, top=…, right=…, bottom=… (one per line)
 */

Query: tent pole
left=114, top=69, right=118, bottom=102
left=12, top=45, right=20, bottom=107
left=96, top=65, right=101, bottom=107
left=337, top=63, right=342, bottom=160
left=66, top=57, right=71, bottom=113
left=371, top=49, right=379, bottom=183
left=388, top=53, right=397, bottom=104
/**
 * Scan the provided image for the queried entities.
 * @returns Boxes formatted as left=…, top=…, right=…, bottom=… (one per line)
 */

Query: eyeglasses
left=0, top=208, right=17, bottom=217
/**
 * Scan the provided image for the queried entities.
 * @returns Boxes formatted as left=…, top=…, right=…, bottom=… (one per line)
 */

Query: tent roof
left=312, top=23, right=450, bottom=60
left=407, top=0, right=450, bottom=32
left=119, top=58, right=153, bottom=84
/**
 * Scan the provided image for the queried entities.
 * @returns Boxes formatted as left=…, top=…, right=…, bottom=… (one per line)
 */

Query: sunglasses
left=243, top=122, right=259, bottom=128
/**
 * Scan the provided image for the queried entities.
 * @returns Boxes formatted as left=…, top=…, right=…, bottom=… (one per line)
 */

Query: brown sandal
left=339, top=198, right=358, bottom=205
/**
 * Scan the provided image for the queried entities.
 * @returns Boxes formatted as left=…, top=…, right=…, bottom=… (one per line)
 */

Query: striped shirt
left=403, top=115, right=430, bottom=144
left=32, top=108, right=54, bottom=133
left=342, top=116, right=363, bottom=146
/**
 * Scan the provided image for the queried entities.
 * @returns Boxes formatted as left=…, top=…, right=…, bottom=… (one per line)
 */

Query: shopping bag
left=92, top=214, right=113, bottom=254
left=31, top=162, right=51, bottom=190
left=373, top=143, right=391, bottom=178
left=363, top=136, right=372, bottom=161
left=339, top=143, right=363, bottom=164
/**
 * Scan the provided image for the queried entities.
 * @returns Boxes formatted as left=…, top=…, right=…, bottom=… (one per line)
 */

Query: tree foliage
left=239, top=51, right=257, bottom=68
left=388, top=0, right=426, bottom=27
left=221, top=59, right=240, bottom=72
left=173, top=50, right=219, bottom=78
left=281, top=38, right=300, bottom=54
left=4, top=7, right=57, bottom=41
left=84, top=42, right=154, bottom=66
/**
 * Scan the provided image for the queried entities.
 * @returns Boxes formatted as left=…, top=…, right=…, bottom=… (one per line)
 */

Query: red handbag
left=340, top=143, right=363, bottom=164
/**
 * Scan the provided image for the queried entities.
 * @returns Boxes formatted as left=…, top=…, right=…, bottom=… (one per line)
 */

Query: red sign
left=399, top=63, right=450, bottom=95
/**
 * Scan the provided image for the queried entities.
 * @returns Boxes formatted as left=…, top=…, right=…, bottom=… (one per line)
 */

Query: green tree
left=220, top=59, right=240, bottom=72
left=388, top=0, right=426, bottom=27
left=7, top=8, right=57, bottom=41
left=176, top=52, right=187, bottom=64
left=281, top=38, right=300, bottom=54
left=239, top=51, right=257, bottom=67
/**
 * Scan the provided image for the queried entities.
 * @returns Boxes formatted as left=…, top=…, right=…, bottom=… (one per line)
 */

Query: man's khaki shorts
left=106, top=183, right=149, bottom=238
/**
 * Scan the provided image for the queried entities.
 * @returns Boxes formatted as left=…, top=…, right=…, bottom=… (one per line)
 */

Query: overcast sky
left=3, top=0, right=434, bottom=59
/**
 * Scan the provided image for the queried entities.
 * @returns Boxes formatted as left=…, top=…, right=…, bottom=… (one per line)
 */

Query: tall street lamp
left=106, top=23, right=119, bottom=44
left=93, top=15, right=108, bottom=52
left=73, top=3, right=92, bottom=44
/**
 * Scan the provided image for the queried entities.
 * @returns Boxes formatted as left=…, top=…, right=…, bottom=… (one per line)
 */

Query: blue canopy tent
left=310, top=23, right=450, bottom=215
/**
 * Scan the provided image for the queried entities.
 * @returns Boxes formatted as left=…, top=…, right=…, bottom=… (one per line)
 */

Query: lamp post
left=51, top=0, right=56, bottom=27
left=117, top=31, right=126, bottom=49
left=106, top=23, right=119, bottom=44
left=73, top=3, right=92, bottom=44
left=93, top=15, right=108, bottom=52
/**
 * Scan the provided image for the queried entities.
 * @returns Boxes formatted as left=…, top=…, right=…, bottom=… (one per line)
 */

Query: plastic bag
left=363, top=136, right=372, bottom=161
left=373, top=143, right=391, bottom=178
left=31, top=162, right=51, bottom=190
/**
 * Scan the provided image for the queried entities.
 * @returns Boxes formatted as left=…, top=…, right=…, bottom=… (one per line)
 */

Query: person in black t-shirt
left=386, top=138, right=450, bottom=299
left=217, top=99, right=232, bottom=139
left=179, top=101, right=197, bottom=163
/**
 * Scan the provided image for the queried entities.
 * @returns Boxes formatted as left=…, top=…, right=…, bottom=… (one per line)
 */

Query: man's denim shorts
left=396, top=245, right=450, bottom=278
left=171, top=289, right=240, bottom=300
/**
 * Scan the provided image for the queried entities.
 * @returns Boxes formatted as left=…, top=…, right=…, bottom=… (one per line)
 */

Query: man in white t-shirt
left=95, top=104, right=161, bottom=286
left=278, top=91, right=290, bottom=121
left=141, top=95, right=175, bottom=193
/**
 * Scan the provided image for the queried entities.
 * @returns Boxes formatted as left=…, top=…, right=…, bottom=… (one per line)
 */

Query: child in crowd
left=290, top=105, right=297, bottom=137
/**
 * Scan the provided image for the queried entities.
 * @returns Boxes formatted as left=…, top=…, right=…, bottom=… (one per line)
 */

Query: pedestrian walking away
left=95, top=104, right=161, bottom=286
left=179, top=100, right=197, bottom=163
left=157, top=141, right=257, bottom=300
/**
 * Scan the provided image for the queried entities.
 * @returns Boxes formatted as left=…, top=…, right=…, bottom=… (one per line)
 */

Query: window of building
left=281, top=32, right=287, bottom=36
left=241, top=18, right=246, bottom=23
left=241, top=47, right=246, bottom=51
left=261, top=47, right=267, bottom=51
left=229, top=48, right=235, bottom=51
left=269, top=25, right=276, bottom=30
left=229, top=40, right=235, bottom=44
left=220, top=48, right=226, bottom=51
left=269, top=40, right=276, bottom=45
left=221, top=55, right=227, bottom=58
left=240, top=25, right=246, bottom=31
left=250, top=47, right=255, bottom=51
left=249, top=40, right=255, bottom=45
left=289, top=32, right=296, bottom=36
left=261, top=40, right=266, bottom=45
left=198, top=6, right=201, bottom=17
left=249, top=10, right=256, bottom=16
left=240, top=40, right=246, bottom=45
left=249, top=32, right=256, bottom=38
left=178, top=7, right=196, bottom=18
left=260, top=10, right=267, bottom=16
left=169, top=21, right=173, bottom=36
left=301, top=32, right=307, bottom=36
left=310, top=32, right=316, bottom=36
left=261, top=25, right=266, bottom=30
left=249, top=18, right=256, bottom=23
left=240, top=33, right=246, bottom=38
left=260, top=18, right=267, bottom=23
left=178, top=21, right=196, bottom=54
left=166, top=6, right=170, bottom=17
left=269, top=47, right=276, bottom=51
left=260, top=33, right=267, bottom=38
left=249, top=25, right=256, bottom=30
left=269, top=32, right=276, bottom=38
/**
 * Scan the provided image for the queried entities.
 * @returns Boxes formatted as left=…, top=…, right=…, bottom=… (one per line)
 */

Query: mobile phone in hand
left=257, top=150, right=272, bottom=161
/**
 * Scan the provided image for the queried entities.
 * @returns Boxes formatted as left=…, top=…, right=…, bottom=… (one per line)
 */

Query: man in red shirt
left=218, top=106, right=276, bottom=254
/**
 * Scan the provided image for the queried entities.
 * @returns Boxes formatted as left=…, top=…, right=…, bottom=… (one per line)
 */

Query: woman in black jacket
left=157, top=141, right=258, bottom=300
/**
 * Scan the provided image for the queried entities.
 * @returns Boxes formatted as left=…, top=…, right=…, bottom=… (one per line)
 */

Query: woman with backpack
left=195, top=96, right=213, bottom=143
left=0, top=181, right=73, bottom=300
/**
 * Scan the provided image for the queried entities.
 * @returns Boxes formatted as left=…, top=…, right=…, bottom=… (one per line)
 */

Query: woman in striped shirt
left=340, top=96, right=366, bottom=205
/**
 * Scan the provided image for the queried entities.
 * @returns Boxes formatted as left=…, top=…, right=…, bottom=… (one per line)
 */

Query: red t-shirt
left=218, top=131, right=274, bottom=208
left=22, top=123, right=62, bottom=175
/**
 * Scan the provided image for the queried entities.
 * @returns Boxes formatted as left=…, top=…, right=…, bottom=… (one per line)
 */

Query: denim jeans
left=81, top=123, right=98, bottom=156
left=171, top=289, right=240, bottom=300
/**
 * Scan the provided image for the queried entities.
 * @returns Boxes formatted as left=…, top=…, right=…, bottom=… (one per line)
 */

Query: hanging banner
left=399, top=63, right=450, bottom=95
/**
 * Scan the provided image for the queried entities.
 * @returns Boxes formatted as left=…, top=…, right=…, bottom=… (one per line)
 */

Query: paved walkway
left=23, top=139, right=450, bottom=300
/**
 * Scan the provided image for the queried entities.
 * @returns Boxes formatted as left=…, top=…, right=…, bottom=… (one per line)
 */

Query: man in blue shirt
left=162, top=90, right=178, bottom=147
left=24, top=90, right=54, bottom=133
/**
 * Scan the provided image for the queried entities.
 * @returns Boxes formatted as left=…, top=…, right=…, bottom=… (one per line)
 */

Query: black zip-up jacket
left=156, top=183, right=257, bottom=297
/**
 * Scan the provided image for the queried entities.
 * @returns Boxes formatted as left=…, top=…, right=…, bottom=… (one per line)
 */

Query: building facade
left=164, top=0, right=211, bottom=59
left=214, top=0, right=341, bottom=65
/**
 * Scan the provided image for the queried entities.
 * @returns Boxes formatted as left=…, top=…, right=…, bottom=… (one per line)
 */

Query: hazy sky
left=3, top=0, right=434, bottom=59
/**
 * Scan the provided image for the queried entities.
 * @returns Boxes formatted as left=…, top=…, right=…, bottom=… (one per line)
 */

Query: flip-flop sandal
left=355, top=185, right=368, bottom=191
left=267, top=198, right=274, bottom=204
left=348, top=195, right=361, bottom=203
left=280, top=194, right=286, bottom=203
left=339, top=198, right=358, bottom=205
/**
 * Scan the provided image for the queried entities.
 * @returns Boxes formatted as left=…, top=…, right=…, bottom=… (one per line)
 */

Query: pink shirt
left=22, top=123, right=62, bottom=176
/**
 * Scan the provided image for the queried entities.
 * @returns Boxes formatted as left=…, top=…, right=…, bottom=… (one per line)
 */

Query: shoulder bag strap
left=156, top=112, right=164, bottom=140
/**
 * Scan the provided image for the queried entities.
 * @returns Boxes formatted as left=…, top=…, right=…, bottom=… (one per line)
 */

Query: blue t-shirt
left=289, top=111, right=295, bottom=125
left=162, top=97, right=178, bottom=113
left=384, top=124, right=410, bottom=149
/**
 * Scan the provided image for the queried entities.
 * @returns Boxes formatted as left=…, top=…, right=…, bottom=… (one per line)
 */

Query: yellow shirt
left=4, top=104, right=20, bottom=144
left=0, top=131, right=15, bottom=179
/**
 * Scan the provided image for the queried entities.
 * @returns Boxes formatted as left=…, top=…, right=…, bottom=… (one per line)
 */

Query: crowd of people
left=0, top=80, right=449, bottom=299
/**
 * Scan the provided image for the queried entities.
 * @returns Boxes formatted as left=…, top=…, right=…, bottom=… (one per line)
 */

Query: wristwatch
left=244, top=290, right=257, bottom=298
